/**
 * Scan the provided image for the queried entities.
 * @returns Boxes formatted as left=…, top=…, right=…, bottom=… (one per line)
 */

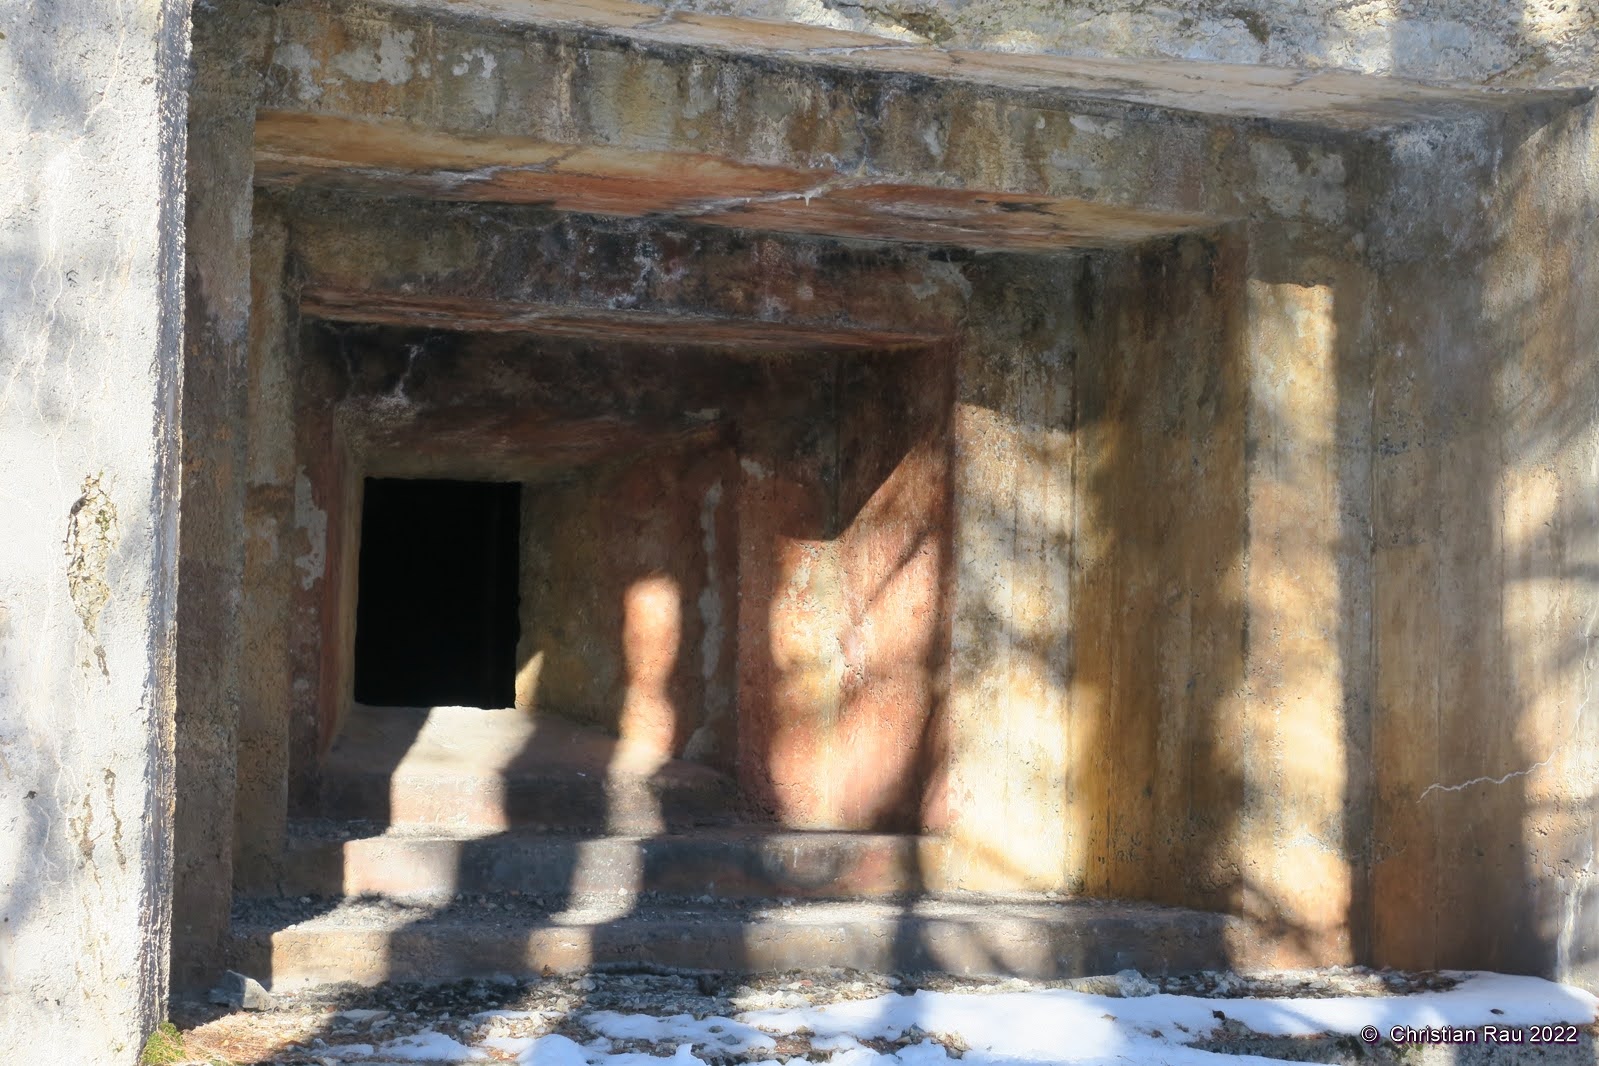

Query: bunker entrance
left=276, top=326, right=951, bottom=849
left=353, top=477, right=521, bottom=709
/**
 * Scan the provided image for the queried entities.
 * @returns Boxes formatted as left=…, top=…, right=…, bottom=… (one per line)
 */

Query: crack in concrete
left=676, top=174, right=860, bottom=218
left=1418, top=495, right=1599, bottom=802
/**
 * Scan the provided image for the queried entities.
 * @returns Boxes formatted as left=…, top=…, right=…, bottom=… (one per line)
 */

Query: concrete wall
left=0, top=0, right=189, bottom=1056
left=931, top=236, right=1254, bottom=906
left=738, top=345, right=953, bottom=830
left=1362, top=95, right=1599, bottom=986
left=1235, top=224, right=1379, bottom=966
left=522, top=446, right=740, bottom=767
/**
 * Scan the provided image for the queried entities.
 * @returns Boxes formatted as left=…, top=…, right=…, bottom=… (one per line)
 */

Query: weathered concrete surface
left=263, top=825, right=928, bottom=900
left=234, top=200, right=296, bottom=889
left=300, top=287, right=943, bottom=349
left=276, top=0, right=1587, bottom=126
left=255, top=110, right=1213, bottom=252
left=1363, top=97, right=1599, bottom=988
left=520, top=444, right=740, bottom=766
left=1069, top=234, right=1249, bottom=917
left=252, top=0, right=1582, bottom=239
left=317, top=705, right=748, bottom=832
left=1234, top=226, right=1378, bottom=967
left=735, top=345, right=952, bottom=830
left=274, top=196, right=971, bottom=339
left=230, top=894, right=1272, bottom=988
left=0, top=0, right=189, bottom=1057
left=644, top=0, right=1599, bottom=89
left=171, top=0, right=270, bottom=993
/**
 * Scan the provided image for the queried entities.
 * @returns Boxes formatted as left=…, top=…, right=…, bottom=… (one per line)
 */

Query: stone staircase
left=230, top=705, right=1260, bottom=990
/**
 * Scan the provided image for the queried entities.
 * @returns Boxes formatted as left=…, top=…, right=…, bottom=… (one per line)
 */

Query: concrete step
left=267, top=822, right=925, bottom=900
left=229, top=895, right=1263, bottom=989
left=319, top=704, right=753, bottom=832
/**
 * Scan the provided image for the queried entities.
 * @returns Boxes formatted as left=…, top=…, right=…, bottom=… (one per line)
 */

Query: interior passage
left=353, top=477, right=521, bottom=709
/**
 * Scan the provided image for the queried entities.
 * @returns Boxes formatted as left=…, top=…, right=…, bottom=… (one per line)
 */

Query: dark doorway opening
left=354, top=478, right=521, bottom=708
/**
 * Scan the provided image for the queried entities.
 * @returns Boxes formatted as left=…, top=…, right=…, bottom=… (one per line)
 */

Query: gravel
left=174, top=964, right=1470, bottom=1064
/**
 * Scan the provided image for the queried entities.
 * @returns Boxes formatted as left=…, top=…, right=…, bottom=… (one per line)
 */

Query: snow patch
left=736, top=973, right=1597, bottom=1064
left=375, top=1029, right=489, bottom=1061
left=473, top=1009, right=551, bottom=1022
left=586, top=1011, right=776, bottom=1055
left=504, top=1033, right=705, bottom=1065
left=324, top=972, right=1597, bottom=1065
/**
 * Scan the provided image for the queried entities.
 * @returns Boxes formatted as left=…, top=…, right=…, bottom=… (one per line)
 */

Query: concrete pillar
left=171, top=0, right=266, bottom=989
left=1238, top=232, right=1375, bottom=965
left=0, top=0, right=191, bottom=1057
left=233, top=202, right=294, bottom=892
left=938, top=257, right=1077, bottom=891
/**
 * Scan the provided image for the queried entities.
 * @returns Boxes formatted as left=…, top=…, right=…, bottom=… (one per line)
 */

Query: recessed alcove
left=272, top=309, right=953, bottom=836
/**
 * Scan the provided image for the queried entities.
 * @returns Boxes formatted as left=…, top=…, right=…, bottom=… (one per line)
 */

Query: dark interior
left=353, top=477, right=521, bottom=708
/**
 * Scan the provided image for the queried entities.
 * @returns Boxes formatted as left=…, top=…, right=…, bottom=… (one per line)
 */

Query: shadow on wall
left=1372, top=93, right=1599, bottom=982
left=905, top=238, right=1265, bottom=977
left=230, top=231, right=1270, bottom=1027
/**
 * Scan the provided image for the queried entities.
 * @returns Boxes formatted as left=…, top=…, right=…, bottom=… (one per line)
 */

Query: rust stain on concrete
left=255, top=111, right=1215, bottom=251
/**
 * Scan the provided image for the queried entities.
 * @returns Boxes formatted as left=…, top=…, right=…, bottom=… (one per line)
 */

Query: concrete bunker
left=15, top=0, right=1599, bottom=1052
left=157, top=0, right=1599, bottom=1002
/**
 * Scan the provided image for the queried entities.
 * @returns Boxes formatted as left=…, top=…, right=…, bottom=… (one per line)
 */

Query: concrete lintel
left=301, top=286, right=948, bottom=350
left=352, top=410, right=732, bottom=479
left=257, top=112, right=1217, bottom=252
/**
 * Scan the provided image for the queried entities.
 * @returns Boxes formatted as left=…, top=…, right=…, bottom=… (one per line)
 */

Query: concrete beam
left=301, top=287, right=945, bottom=350
left=271, top=195, right=973, bottom=339
left=258, top=112, right=1214, bottom=251
left=171, top=0, right=270, bottom=994
left=356, top=411, right=731, bottom=479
